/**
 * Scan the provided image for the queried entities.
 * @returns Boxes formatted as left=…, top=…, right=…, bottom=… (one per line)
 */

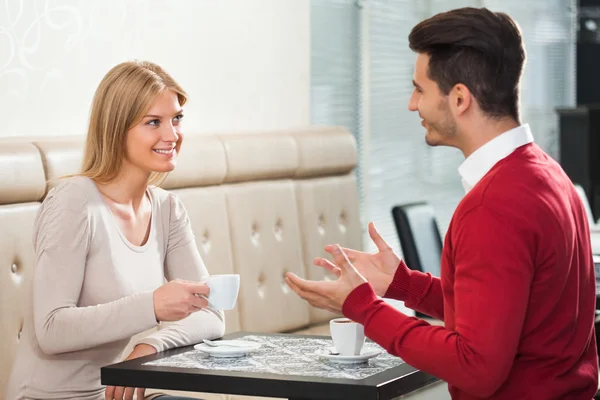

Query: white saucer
left=314, top=347, right=382, bottom=364
left=193, top=340, right=261, bottom=358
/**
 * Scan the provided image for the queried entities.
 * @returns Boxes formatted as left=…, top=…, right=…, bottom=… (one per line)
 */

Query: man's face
left=408, top=53, right=457, bottom=147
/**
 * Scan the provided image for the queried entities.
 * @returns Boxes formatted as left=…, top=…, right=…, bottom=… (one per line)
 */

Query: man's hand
left=105, top=344, right=157, bottom=400
left=285, top=244, right=368, bottom=313
left=313, top=222, right=400, bottom=296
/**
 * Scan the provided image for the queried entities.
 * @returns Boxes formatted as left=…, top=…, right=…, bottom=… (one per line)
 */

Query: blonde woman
left=6, top=61, right=224, bottom=400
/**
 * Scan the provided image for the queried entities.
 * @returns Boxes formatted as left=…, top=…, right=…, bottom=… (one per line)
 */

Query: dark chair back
left=391, top=202, right=443, bottom=277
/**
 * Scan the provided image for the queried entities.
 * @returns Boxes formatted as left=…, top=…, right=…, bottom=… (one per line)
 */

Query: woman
left=6, top=61, right=225, bottom=400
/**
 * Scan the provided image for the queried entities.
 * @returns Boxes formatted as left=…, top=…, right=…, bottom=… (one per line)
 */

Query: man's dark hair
left=409, top=7, right=525, bottom=121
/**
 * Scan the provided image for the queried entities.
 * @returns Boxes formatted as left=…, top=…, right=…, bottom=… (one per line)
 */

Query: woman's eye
left=173, top=114, right=184, bottom=123
left=147, top=119, right=160, bottom=126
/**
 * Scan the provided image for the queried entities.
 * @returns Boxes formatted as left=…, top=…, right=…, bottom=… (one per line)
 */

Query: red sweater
left=343, top=144, right=599, bottom=399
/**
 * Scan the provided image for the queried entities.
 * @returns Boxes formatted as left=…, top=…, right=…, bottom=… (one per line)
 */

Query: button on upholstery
left=339, top=209, right=348, bottom=233
left=317, top=214, right=326, bottom=236
left=257, top=271, right=267, bottom=298
left=281, top=269, right=290, bottom=294
left=273, top=218, right=283, bottom=241
left=251, top=222, right=260, bottom=246
left=11, top=260, right=23, bottom=285
left=17, top=320, right=23, bottom=342
left=201, top=229, right=211, bottom=253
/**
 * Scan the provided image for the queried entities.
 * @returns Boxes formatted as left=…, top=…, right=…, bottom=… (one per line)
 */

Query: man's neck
left=459, top=118, right=520, bottom=158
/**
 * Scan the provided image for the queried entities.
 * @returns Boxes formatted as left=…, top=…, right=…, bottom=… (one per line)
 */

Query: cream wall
left=0, top=0, right=310, bottom=137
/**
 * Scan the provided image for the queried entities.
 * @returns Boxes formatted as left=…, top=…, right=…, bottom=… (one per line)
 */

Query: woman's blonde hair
left=79, top=60, right=187, bottom=186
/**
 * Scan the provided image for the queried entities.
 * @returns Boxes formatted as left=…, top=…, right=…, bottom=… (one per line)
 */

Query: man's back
left=444, top=143, right=598, bottom=399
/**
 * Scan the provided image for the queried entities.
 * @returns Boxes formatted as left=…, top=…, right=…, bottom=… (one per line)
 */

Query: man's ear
left=451, top=83, right=472, bottom=116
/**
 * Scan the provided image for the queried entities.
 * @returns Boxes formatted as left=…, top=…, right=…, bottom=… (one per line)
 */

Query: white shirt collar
left=458, top=123, right=534, bottom=193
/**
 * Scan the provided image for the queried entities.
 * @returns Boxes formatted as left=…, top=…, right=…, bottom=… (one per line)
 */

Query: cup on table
left=204, top=274, right=240, bottom=310
left=329, top=317, right=365, bottom=356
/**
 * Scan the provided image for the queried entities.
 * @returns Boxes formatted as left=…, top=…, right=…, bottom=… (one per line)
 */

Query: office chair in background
left=391, top=202, right=443, bottom=320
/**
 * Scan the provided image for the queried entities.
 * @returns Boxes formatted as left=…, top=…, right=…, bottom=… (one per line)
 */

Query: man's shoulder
left=456, top=154, right=570, bottom=229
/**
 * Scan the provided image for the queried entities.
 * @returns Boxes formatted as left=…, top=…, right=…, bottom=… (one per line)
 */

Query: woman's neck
left=94, top=168, right=150, bottom=211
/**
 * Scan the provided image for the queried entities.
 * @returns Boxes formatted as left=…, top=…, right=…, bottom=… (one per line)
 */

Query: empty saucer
left=314, top=347, right=382, bottom=364
left=194, top=340, right=261, bottom=358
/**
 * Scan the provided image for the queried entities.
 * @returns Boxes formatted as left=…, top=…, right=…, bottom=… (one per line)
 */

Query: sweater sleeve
left=384, top=260, right=444, bottom=320
left=137, top=192, right=225, bottom=352
left=33, top=180, right=159, bottom=355
left=343, top=205, right=534, bottom=398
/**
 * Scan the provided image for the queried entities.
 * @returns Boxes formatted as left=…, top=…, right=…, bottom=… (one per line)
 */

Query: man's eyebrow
left=412, top=80, right=422, bottom=90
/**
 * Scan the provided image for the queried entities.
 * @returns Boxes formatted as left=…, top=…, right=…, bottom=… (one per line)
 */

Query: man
left=285, top=7, right=599, bottom=399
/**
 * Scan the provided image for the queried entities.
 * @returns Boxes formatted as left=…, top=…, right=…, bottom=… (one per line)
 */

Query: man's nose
left=408, top=92, right=418, bottom=112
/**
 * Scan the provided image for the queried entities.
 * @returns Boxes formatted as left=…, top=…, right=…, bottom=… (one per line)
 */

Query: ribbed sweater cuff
left=342, top=283, right=380, bottom=325
left=383, top=260, right=431, bottom=306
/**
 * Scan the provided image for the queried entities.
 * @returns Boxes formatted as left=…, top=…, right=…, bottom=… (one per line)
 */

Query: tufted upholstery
left=0, top=126, right=361, bottom=400
left=295, top=175, right=362, bottom=324
left=0, top=204, right=39, bottom=397
left=226, top=180, right=309, bottom=332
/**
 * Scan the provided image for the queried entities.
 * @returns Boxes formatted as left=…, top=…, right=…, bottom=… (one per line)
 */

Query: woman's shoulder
left=34, top=176, right=93, bottom=242
left=148, top=186, right=189, bottom=225
left=43, top=176, right=94, bottom=209
left=148, top=185, right=182, bottom=209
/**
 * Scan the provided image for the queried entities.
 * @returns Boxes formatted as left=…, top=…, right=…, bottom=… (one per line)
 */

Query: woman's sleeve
left=33, top=180, right=158, bottom=355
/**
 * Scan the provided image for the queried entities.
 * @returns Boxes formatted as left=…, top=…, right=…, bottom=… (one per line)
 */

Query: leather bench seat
left=0, top=127, right=360, bottom=400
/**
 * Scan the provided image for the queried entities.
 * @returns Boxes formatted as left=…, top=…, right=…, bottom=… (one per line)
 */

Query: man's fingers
left=324, top=245, right=361, bottom=261
left=368, top=222, right=392, bottom=252
left=330, top=245, right=354, bottom=273
left=285, top=276, right=331, bottom=310
left=136, top=388, right=145, bottom=400
left=313, top=257, right=342, bottom=277
left=285, top=272, right=332, bottom=294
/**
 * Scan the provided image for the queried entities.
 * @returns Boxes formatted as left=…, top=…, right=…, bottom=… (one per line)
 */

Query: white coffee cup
left=204, top=274, right=240, bottom=310
left=329, top=317, right=365, bottom=356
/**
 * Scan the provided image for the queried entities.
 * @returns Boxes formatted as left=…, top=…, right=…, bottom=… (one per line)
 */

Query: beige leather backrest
left=0, top=143, right=46, bottom=400
left=292, top=128, right=361, bottom=324
left=34, top=138, right=85, bottom=191
left=220, top=134, right=309, bottom=332
left=217, top=128, right=361, bottom=331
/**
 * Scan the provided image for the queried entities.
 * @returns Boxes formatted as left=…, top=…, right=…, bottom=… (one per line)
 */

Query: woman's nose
left=162, top=124, right=179, bottom=142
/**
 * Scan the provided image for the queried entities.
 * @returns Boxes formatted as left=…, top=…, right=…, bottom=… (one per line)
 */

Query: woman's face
left=124, top=90, right=184, bottom=176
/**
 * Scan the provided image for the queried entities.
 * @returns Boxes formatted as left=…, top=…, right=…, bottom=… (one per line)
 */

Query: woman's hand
left=105, top=344, right=156, bottom=400
left=153, top=279, right=210, bottom=321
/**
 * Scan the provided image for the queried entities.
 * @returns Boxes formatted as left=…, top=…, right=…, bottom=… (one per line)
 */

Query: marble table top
left=143, top=334, right=405, bottom=380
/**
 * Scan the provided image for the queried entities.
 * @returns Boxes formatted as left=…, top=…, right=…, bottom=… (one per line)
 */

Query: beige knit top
left=6, top=176, right=225, bottom=400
